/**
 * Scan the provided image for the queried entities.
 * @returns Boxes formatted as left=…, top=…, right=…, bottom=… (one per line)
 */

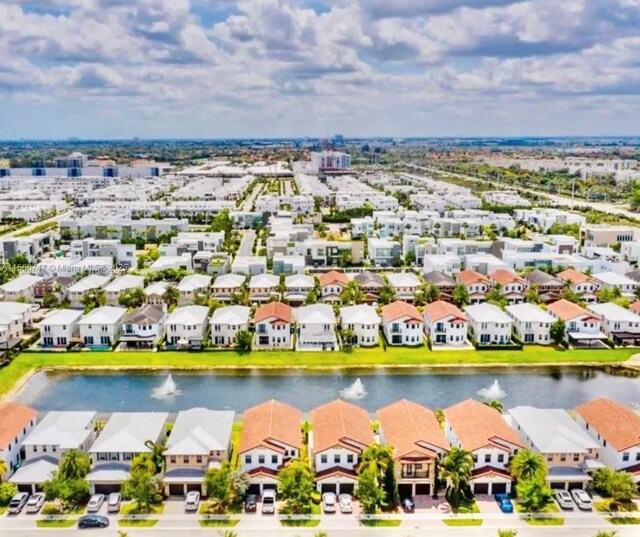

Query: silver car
left=338, top=494, right=352, bottom=514
left=554, top=490, right=575, bottom=510
left=8, top=493, right=29, bottom=515
left=107, top=493, right=122, bottom=513
left=86, top=494, right=105, bottom=513
left=185, top=491, right=200, bottom=512
left=25, top=493, right=45, bottom=514
left=570, top=489, right=592, bottom=510
left=322, top=492, right=337, bottom=513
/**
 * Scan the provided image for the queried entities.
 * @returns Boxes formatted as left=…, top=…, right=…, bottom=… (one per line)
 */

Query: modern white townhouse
left=284, top=274, right=314, bottom=305
left=464, top=303, right=513, bottom=345
left=444, top=399, right=525, bottom=495
left=39, top=309, right=83, bottom=348
left=592, top=271, right=639, bottom=298
left=318, top=271, right=349, bottom=302
left=507, top=406, right=600, bottom=490
left=165, top=305, right=209, bottom=348
left=575, top=398, right=640, bottom=481
left=77, top=306, right=126, bottom=349
left=423, top=300, right=469, bottom=348
left=0, top=402, right=37, bottom=483
left=339, top=304, right=380, bottom=347
left=67, top=274, right=111, bottom=308
left=297, top=304, right=338, bottom=351
left=177, top=274, right=211, bottom=305
left=144, top=281, right=169, bottom=306
left=311, top=400, right=375, bottom=495
left=381, top=301, right=423, bottom=346
left=424, top=254, right=462, bottom=276
left=150, top=253, right=193, bottom=272
left=0, top=310, right=25, bottom=350
left=546, top=299, right=606, bottom=346
left=248, top=273, right=280, bottom=303
left=2, top=301, right=36, bottom=330
left=0, top=274, right=43, bottom=301
left=587, top=302, right=640, bottom=346
left=120, top=304, right=165, bottom=349
left=239, top=400, right=302, bottom=494
left=231, top=255, right=267, bottom=275
left=211, top=273, right=245, bottom=302
left=386, top=272, right=421, bottom=302
left=103, top=274, right=145, bottom=305
left=557, top=269, right=600, bottom=303
left=367, top=238, right=401, bottom=267
left=253, top=302, right=293, bottom=349
left=505, top=303, right=554, bottom=345
left=210, top=305, right=250, bottom=346
left=87, top=412, right=168, bottom=494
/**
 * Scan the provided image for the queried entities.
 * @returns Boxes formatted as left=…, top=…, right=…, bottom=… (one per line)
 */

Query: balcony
left=401, top=470, right=430, bottom=479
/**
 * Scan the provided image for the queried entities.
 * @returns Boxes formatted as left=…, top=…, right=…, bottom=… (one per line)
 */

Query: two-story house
left=163, top=408, right=235, bottom=497
left=0, top=275, right=43, bottom=302
left=378, top=400, right=449, bottom=497
left=464, top=303, right=513, bottom=345
left=211, top=273, right=246, bottom=302
left=67, top=274, right=111, bottom=308
left=587, top=302, right=640, bottom=346
left=253, top=302, right=293, bottom=349
left=381, top=301, right=423, bottom=346
left=103, top=275, right=145, bottom=305
left=339, top=304, right=380, bottom=347
left=444, top=399, right=525, bottom=495
left=297, top=304, right=338, bottom=351
left=165, top=305, right=209, bottom=348
left=523, top=270, right=563, bottom=303
left=144, top=281, right=169, bottom=306
left=120, top=304, right=165, bottom=349
left=283, top=274, right=315, bottom=305
left=557, top=269, right=600, bottom=303
left=177, top=274, right=211, bottom=305
left=38, top=309, right=83, bottom=348
left=311, top=400, right=375, bottom=495
left=489, top=269, right=528, bottom=305
left=386, top=272, right=422, bottom=302
left=318, top=271, right=350, bottom=302
left=353, top=271, right=385, bottom=303
left=546, top=299, right=606, bottom=346
left=239, top=400, right=302, bottom=494
left=248, top=274, right=280, bottom=303
left=456, top=269, right=493, bottom=304
left=423, top=300, right=469, bottom=348
left=505, top=303, right=554, bottom=344
left=210, top=305, right=250, bottom=346
left=0, top=402, right=37, bottom=484
left=424, top=271, right=456, bottom=302
left=77, top=306, right=126, bottom=349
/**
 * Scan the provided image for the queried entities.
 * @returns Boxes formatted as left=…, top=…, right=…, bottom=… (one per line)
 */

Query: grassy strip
left=199, top=519, right=240, bottom=528
left=443, top=519, right=483, bottom=526
left=523, top=517, right=564, bottom=526
left=360, top=519, right=402, bottom=527
left=120, top=503, right=164, bottom=515
left=607, top=517, right=640, bottom=525
left=118, top=519, right=159, bottom=527
left=280, top=519, right=321, bottom=527
left=36, top=519, right=77, bottom=528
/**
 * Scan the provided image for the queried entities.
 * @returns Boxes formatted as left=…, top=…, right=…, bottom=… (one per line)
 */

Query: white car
left=25, top=493, right=45, bottom=514
left=338, top=494, right=352, bottom=514
left=86, top=494, right=105, bottom=513
left=554, top=490, right=575, bottom=510
left=185, top=491, right=200, bottom=512
left=322, top=492, right=337, bottom=513
left=570, top=489, right=592, bottom=510
left=261, top=489, right=276, bottom=514
left=107, top=493, right=122, bottom=513
left=8, top=492, right=29, bottom=515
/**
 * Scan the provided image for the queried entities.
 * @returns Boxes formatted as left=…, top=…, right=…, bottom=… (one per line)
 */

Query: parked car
left=338, top=494, right=352, bottom=514
left=107, top=493, right=122, bottom=513
left=322, top=492, right=337, bottom=513
left=261, top=489, right=276, bottom=514
left=25, top=493, right=46, bottom=514
left=8, top=492, right=29, bottom=515
left=86, top=494, right=105, bottom=513
left=570, top=489, right=592, bottom=510
left=554, top=490, right=575, bottom=510
left=185, top=491, right=200, bottom=512
left=494, top=493, right=514, bottom=514
left=401, top=497, right=415, bottom=513
left=78, top=514, right=110, bottom=529
left=244, top=494, right=258, bottom=513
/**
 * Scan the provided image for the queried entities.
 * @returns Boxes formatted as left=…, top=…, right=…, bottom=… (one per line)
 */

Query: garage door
left=94, top=484, right=121, bottom=495
left=568, top=482, right=584, bottom=490
left=398, top=484, right=412, bottom=498
left=321, top=483, right=337, bottom=494
left=263, top=484, right=277, bottom=491
left=492, top=483, right=507, bottom=495
left=550, top=482, right=565, bottom=490
left=248, top=484, right=261, bottom=495
left=168, top=484, right=184, bottom=497
left=17, top=484, right=32, bottom=494
left=473, top=483, right=489, bottom=495
left=186, top=484, right=202, bottom=494
left=340, top=484, right=355, bottom=495
left=415, top=483, right=431, bottom=496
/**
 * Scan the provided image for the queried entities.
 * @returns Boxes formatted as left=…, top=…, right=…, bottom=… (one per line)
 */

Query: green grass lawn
left=118, top=519, right=159, bottom=527
left=280, top=518, right=321, bottom=527
left=452, top=500, right=480, bottom=515
left=36, top=519, right=77, bottom=528
left=360, top=519, right=402, bottom=527
left=516, top=502, right=560, bottom=514
left=443, top=519, right=483, bottom=526
left=199, top=519, right=240, bottom=528
left=230, top=422, right=243, bottom=469
left=595, top=499, right=638, bottom=512
left=523, top=517, right=565, bottom=526
left=2, top=345, right=635, bottom=398
left=120, top=502, right=164, bottom=515
left=607, top=517, right=640, bottom=525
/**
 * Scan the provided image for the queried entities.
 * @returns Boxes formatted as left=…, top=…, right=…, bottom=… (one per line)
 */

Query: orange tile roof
left=378, top=400, right=449, bottom=460
left=0, top=401, right=37, bottom=450
left=239, top=399, right=302, bottom=454
left=490, top=269, right=525, bottom=286
left=575, top=398, right=640, bottom=452
left=630, top=301, right=640, bottom=315
left=319, top=271, right=349, bottom=287
left=381, top=301, right=422, bottom=323
left=253, top=302, right=293, bottom=324
left=443, top=399, right=525, bottom=452
left=557, top=268, right=591, bottom=285
left=546, top=298, right=594, bottom=321
left=311, top=399, right=375, bottom=454
left=422, top=300, right=467, bottom=322
left=457, top=269, right=491, bottom=286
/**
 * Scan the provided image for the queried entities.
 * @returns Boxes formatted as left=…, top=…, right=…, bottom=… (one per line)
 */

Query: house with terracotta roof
left=456, top=269, right=493, bottom=304
left=239, top=400, right=302, bottom=494
left=464, top=303, right=513, bottom=346
left=423, top=300, right=469, bottom=348
left=547, top=299, right=606, bottom=346
left=489, top=269, right=528, bottom=305
left=630, top=300, right=640, bottom=316
left=381, top=301, right=423, bottom=346
left=318, top=271, right=349, bottom=302
left=557, top=269, right=600, bottom=303
left=339, top=304, right=380, bottom=347
left=523, top=270, right=563, bottom=303
left=378, top=400, right=449, bottom=497
left=253, top=302, right=293, bottom=349
left=310, top=400, right=375, bottom=494
left=444, top=399, right=525, bottom=495
left=0, top=402, right=37, bottom=482
left=575, top=398, right=640, bottom=482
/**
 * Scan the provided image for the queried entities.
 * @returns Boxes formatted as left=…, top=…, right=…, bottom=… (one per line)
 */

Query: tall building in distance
left=311, top=150, right=352, bottom=173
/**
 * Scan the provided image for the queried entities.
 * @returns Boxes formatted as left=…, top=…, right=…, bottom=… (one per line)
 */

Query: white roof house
left=166, top=305, right=209, bottom=326
left=464, top=303, right=512, bottom=324
left=149, top=253, right=193, bottom=272
left=165, top=408, right=235, bottom=456
left=588, top=302, right=640, bottom=324
left=592, top=271, right=638, bottom=295
left=212, top=273, right=245, bottom=289
left=104, top=275, right=144, bottom=294
left=9, top=457, right=59, bottom=490
left=23, top=411, right=96, bottom=450
left=39, top=309, right=83, bottom=327
left=0, top=274, right=43, bottom=294
left=285, top=274, right=314, bottom=289
left=89, top=412, right=168, bottom=454
left=249, top=274, right=279, bottom=289
left=386, top=272, right=421, bottom=288
left=297, top=303, right=336, bottom=324
left=210, top=305, right=250, bottom=326
left=177, top=274, right=212, bottom=292
left=339, top=304, right=380, bottom=325
left=505, top=303, right=555, bottom=324
left=144, top=281, right=169, bottom=296
left=68, top=274, right=111, bottom=294
left=77, top=306, right=126, bottom=326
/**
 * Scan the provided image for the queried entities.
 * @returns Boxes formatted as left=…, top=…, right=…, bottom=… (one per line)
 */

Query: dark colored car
left=78, top=514, right=110, bottom=529
left=495, top=493, right=514, bottom=513
left=401, top=497, right=415, bottom=513
left=244, top=494, right=258, bottom=513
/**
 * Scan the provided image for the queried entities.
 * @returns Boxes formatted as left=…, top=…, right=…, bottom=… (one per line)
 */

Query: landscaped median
left=1, top=344, right=637, bottom=399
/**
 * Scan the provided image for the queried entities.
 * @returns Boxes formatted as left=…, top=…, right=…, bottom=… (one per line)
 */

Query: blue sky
left=1, top=0, right=639, bottom=139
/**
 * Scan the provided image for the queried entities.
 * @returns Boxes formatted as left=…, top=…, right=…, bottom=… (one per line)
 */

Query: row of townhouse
left=11, top=395, right=635, bottom=499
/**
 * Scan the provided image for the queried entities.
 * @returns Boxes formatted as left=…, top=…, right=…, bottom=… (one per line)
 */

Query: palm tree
left=144, top=440, right=166, bottom=473
left=509, top=449, right=546, bottom=483
left=452, top=284, right=470, bottom=307
left=58, top=449, right=91, bottom=480
left=341, top=280, right=364, bottom=305
left=483, top=400, right=504, bottom=413
left=358, top=444, right=392, bottom=483
left=440, top=447, right=474, bottom=508
left=164, top=285, right=179, bottom=307
left=0, top=458, right=7, bottom=482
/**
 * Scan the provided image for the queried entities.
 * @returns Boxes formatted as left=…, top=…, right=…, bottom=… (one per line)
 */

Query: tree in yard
left=42, top=293, right=60, bottom=309
left=80, top=288, right=106, bottom=313
left=163, top=285, right=179, bottom=307
left=391, top=255, right=404, bottom=268
left=485, top=283, right=508, bottom=308
left=549, top=319, right=566, bottom=345
left=204, top=462, right=233, bottom=513
left=439, top=447, right=474, bottom=509
left=118, top=287, right=145, bottom=309
left=509, top=450, right=546, bottom=483
left=131, top=453, right=156, bottom=475
left=122, top=466, right=161, bottom=514
left=593, top=468, right=636, bottom=507
left=405, top=251, right=416, bottom=266
left=341, top=327, right=355, bottom=350
left=58, top=449, right=91, bottom=480
left=277, top=459, right=315, bottom=514
left=358, top=444, right=392, bottom=483
left=516, top=478, right=553, bottom=512
left=43, top=473, right=90, bottom=510
left=340, top=280, right=365, bottom=305
left=143, top=440, right=166, bottom=473
left=235, top=330, right=252, bottom=353
left=230, top=469, right=250, bottom=504
left=356, top=466, right=385, bottom=513
left=0, top=459, right=7, bottom=482
left=378, top=283, right=395, bottom=306
left=526, top=284, right=540, bottom=304
left=0, top=482, right=18, bottom=505
left=382, top=461, right=400, bottom=509
left=8, top=253, right=29, bottom=266
left=0, top=264, right=19, bottom=286
left=452, top=284, right=470, bottom=307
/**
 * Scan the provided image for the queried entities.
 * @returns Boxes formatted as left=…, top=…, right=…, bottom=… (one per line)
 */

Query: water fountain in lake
left=340, top=378, right=367, bottom=400
left=477, top=379, right=506, bottom=400
left=151, top=374, right=181, bottom=399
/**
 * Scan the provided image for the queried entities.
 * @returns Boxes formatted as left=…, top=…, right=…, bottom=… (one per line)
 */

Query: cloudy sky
left=1, top=0, right=639, bottom=139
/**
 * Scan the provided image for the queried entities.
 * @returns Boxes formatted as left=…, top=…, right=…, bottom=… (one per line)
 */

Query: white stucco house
left=39, top=309, right=83, bottom=348
left=177, top=274, right=211, bottom=305
left=77, top=306, right=126, bottom=348
left=210, top=305, right=250, bottom=346
left=0, top=275, right=43, bottom=301
left=381, top=301, right=423, bottom=346
left=297, top=303, right=338, bottom=351
left=505, top=303, right=554, bottom=344
left=339, top=304, right=380, bottom=347
left=464, top=303, right=513, bottom=345
left=253, top=302, right=293, bottom=349
left=165, top=305, right=209, bottom=348
left=422, top=300, right=469, bottom=348
left=103, top=274, right=145, bottom=305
